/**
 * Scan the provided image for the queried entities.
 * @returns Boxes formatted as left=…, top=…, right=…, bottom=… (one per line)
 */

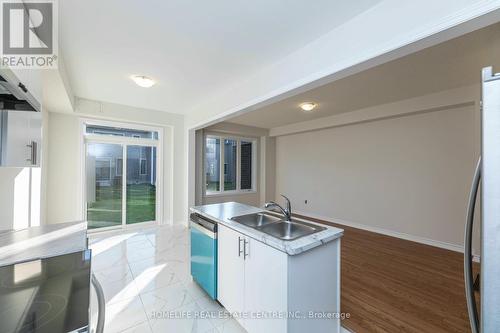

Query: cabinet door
left=244, top=238, right=288, bottom=333
left=2, top=111, right=41, bottom=167
left=217, top=225, right=245, bottom=316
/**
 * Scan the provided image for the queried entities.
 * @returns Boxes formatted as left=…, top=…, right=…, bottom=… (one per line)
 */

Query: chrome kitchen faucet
left=264, top=194, right=292, bottom=221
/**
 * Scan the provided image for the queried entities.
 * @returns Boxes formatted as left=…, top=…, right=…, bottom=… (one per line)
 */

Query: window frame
left=204, top=134, right=257, bottom=196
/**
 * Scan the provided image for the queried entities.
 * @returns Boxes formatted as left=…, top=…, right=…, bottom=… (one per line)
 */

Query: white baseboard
left=294, top=210, right=480, bottom=263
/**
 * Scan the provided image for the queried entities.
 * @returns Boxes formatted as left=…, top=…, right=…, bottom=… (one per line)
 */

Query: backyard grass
left=87, top=183, right=156, bottom=229
left=206, top=181, right=236, bottom=192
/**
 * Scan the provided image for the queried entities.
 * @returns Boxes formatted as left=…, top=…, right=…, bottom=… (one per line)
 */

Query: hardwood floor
left=296, top=214, right=480, bottom=333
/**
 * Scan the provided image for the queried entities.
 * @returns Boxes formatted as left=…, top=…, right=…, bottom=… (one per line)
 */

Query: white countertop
left=0, top=221, right=88, bottom=267
left=190, top=202, right=343, bottom=255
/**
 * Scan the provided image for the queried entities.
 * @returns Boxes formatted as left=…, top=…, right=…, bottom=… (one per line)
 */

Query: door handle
left=464, top=157, right=480, bottom=333
left=26, top=141, right=37, bottom=165
left=238, top=236, right=243, bottom=257
left=243, top=239, right=249, bottom=259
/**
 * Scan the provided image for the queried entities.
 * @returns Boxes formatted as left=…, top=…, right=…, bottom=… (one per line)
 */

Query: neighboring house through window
left=140, top=158, right=147, bottom=175
left=95, top=158, right=112, bottom=181
left=116, top=158, right=123, bottom=176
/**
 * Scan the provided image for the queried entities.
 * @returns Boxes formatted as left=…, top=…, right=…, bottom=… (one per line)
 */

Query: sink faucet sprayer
left=264, top=194, right=292, bottom=221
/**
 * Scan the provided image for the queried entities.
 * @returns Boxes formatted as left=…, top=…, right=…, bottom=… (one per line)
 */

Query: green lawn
left=206, top=181, right=236, bottom=192
left=87, top=183, right=156, bottom=229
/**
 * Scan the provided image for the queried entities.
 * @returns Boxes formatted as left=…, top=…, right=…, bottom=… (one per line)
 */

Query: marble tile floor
left=88, top=224, right=244, bottom=333
left=88, top=224, right=350, bottom=333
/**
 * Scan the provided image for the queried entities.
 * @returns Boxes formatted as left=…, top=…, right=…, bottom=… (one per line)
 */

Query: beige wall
left=45, top=99, right=186, bottom=225
left=275, top=99, right=480, bottom=253
left=203, top=192, right=261, bottom=207
left=45, top=112, right=82, bottom=223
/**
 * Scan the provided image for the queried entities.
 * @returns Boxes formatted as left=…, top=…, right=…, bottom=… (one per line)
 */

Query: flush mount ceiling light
left=131, top=75, right=155, bottom=88
left=299, top=102, right=317, bottom=112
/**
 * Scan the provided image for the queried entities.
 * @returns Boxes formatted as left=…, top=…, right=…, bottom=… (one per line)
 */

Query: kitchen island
left=0, top=221, right=92, bottom=333
left=0, top=221, right=87, bottom=266
left=190, top=202, right=344, bottom=333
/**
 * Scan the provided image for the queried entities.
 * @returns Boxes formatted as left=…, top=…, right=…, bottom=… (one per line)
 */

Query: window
left=140, top=158, right=147, bottom=175
left=224, top=139, right=237, bottom=191
left=205, top=135, right=255, bottom=194
left=116, top=158, right=123, bottom=176
left=205, top=137, right=220, bottom=191
left=240, top=141, right=253, bottom=190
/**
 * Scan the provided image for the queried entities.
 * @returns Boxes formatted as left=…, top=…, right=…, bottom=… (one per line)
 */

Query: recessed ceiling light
left=131, top=75, right=155, bottom=88
left=300, top=102, right=317, bottom=112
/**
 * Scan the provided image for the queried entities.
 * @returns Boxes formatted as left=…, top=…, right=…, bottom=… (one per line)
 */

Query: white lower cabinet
left=218, top=224, right=287, bottom=333
left=243, top=233, right=287, bottom=333
left=218, top=224, right=341, bottom=333
left=217, top=225, right=245, bottom=316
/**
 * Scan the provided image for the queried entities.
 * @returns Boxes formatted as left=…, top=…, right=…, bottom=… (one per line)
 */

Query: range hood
left=0, top=75, right=40, bottom=112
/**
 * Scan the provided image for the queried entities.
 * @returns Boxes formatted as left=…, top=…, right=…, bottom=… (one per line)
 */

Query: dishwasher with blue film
left=190, top=213, right=217, bottom=299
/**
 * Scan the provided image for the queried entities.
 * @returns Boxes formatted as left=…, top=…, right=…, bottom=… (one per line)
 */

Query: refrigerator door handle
left=464, top=157, right=481, bottom=333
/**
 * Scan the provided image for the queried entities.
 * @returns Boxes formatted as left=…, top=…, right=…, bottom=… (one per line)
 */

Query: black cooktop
left=0, top=250, right=91, bottom=333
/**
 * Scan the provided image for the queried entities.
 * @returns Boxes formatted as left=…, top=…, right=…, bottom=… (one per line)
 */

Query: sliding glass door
left=86, top=143, right=123, bottom=229
left=126, top=146, right=157, bottom=225
left=84, top=122, right=160, bottom=230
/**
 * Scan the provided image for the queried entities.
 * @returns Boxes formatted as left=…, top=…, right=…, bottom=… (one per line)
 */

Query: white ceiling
left=227, top=22, right=500, bottom=129
left=59, top=0, right=381, bottom=114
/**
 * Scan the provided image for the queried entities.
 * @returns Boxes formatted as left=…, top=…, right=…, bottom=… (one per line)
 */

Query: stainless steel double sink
left=230, top=212, right=326, bottom=241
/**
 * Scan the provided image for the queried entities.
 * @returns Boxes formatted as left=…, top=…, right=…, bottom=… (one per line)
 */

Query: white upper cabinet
left=0, top=111, right=41, bottom=167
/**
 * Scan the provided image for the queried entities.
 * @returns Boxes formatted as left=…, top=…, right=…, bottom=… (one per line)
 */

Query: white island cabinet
left=218, top=223, right=341, bottom=333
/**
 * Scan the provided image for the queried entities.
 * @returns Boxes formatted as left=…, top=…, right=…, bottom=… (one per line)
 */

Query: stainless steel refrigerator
left=465, top=66, right=500, bottom=333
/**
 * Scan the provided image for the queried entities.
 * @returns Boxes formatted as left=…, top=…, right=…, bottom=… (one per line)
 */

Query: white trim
left=121, top=144, right=127, bottom=225
left=79, top=122, right=86, bottom=222
left=236, top=140, right=241, bottom=190
left=219, top=136, right=225, bottom=191
left=294, top=210, right=481, bottom=262
left=204, top=190, right=257, bottom=197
